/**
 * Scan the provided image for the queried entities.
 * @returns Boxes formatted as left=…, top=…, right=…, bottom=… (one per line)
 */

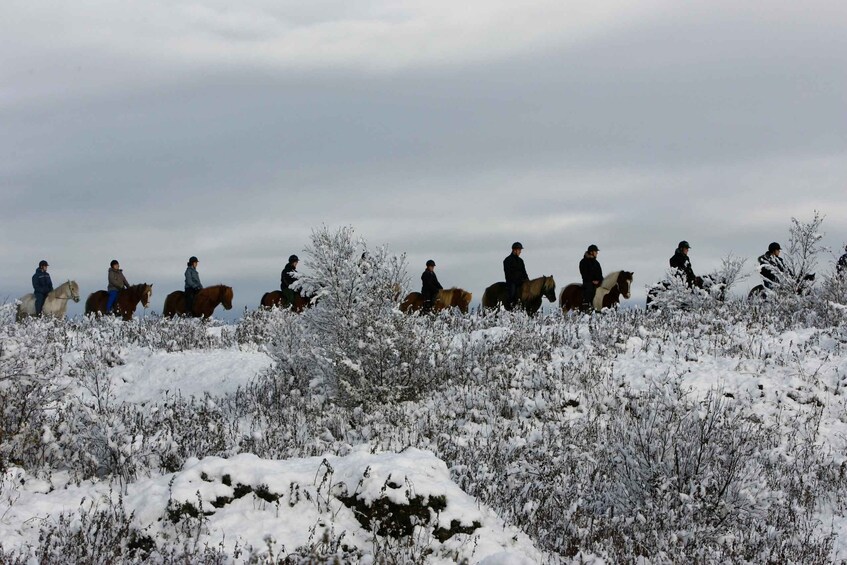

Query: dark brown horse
left=400, top=288, right=473, bottom=314
left=561, top=271, right=633, bottom=313
left=481, top=276, right=556, bottom=315
left=163, top=285, right=234, bottom=318
left=85, top=283, right=153, bottom=321
left=259, top=290, right=314, bottom=312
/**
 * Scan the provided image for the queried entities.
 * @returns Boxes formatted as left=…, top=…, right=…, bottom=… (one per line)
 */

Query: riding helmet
left=768, top=242, right=781, bottom=253
left=38, top=260, right=49, bottom=267
left=426, top=259, right=436, bottom=267
left=587, top=244, right=599, bottom=252
left=512, top=242, right=524, bottom=250
left=188, top=256, right=199, bottom=265
left=678, top=240, right=691, bottom=249
left=110, top=259, right=119, bottom=267
left=289, top=254, right=299, bottom=263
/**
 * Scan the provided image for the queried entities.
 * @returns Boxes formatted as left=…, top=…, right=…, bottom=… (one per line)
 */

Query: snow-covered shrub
left=592, top=385, right=768, bottom=554
left=783, top=211, right=826, bottom=288
left=0, top=302, right=16, bottom=327
left=0, top=319, right=69, bottom=472
left=295, top=226, right=444, bottom=406
left=646, top=271, right=710, bottom=312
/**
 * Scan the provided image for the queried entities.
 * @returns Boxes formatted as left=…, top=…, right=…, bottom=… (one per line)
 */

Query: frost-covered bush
left=590, top=385, right=769, bottom=557
left=0, top=318, right=69, bottom=472
left=295, top=226, right=446, bottom=406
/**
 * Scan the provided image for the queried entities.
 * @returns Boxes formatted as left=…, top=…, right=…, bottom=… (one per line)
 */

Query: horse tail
left=163, top=291, right=181, bottom=318
left=84, top=293, right=96, bottom=315
left=481, top=287, right=492, bottom=309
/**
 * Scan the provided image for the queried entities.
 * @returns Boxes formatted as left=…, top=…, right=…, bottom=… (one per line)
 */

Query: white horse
left=16, top=280, right=81, bottom=321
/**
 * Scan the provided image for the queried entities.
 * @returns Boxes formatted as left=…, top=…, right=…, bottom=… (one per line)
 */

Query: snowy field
left=2, top=228, right=847, bottom=563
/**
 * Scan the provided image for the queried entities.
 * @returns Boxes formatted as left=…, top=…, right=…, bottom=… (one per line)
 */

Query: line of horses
left=397, top=270, right=634, bottom=315
left=14, top=271, right=636, bottom=322
left=15, top=283, right=233, bottom=322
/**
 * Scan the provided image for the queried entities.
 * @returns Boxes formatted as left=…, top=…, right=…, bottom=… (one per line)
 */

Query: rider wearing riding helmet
left=421, top=259, right=443, bottom=312
left=579, top=244, right=603, bottom=309
left=503, top=242, right=529, bottom=309
left=184, top=256, right=202, bottom=315
left=758, top=242, right=787, bottom=290
left=669, top=241, right=696, bottom=287
left=281, top=254, right=299, bottom=308
left=32, top=260, right=53, bottom=316
left=107, top=260, right=130, bottom=312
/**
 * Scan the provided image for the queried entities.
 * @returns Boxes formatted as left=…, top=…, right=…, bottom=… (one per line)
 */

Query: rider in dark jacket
left=32, top=260, right=53, bottom=315
left=503, top=242, right=529, bottom=308
left=184, top=257, right=202, bottom=315
left=669, top=241, right=696, bottom=287
left=280, top=255, right=299, bottom=308
left=838, top=245, right=847, bottom=276
left=579, top=245, right=603, bottom=307
left=758, top=242, right=787, bottom=290
left=421, top=260, right=443, bottom=311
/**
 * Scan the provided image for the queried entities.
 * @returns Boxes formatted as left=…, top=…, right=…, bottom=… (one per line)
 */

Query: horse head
left=618, top=271, right=633, bottom=299
left=457, top=290, right=472, bottom=313
left=543, top=276, right=557, bottom=303
left=69, top=281, right=81, bottom=302
left=141, top=283, right=153, bottom=308
left=220, top=285, right=234, bottom=310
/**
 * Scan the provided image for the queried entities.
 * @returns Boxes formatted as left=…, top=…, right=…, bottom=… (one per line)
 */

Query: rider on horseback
left=421, top=259, right=443, bottom=312
left=669, top=241, right=696, bottom=287
left=184, top=256, right=202, bottom=315
left=32, top=260, right=53, bottom=316
left=504, top=242, right=529, bottom=309
left=758, top=242, right=787, bottom=290
left=838, top=245, right=847, bottom=276
left=281, top=254, right=299, bottom=308
left=107, top=260, right=130, bottom=312
left=579, top=244, right=602, bottom=310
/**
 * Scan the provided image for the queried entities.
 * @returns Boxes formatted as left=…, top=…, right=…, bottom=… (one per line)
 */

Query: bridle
left=57, top=280, right=80, bottom=302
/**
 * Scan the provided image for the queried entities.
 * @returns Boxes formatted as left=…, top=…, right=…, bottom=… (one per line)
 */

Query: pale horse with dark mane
left=16, top=280, right=81, bottom=322
left=560, top=271, right=633, bottom=312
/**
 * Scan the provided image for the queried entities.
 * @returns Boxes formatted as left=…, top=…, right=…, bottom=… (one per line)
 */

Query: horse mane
left=599, top=271, right=621, bottom=290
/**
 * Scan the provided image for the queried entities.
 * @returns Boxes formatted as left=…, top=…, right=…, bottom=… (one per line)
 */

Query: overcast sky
left=2, top=0, right=846, bottom=317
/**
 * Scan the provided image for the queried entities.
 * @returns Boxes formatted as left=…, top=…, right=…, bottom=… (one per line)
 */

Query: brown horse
left=481, top=276, right=556, bottom=315
left=400, top=288, right=473, bottom=314
left=260, top=290, right=314, bottom=312
left=163, top=285, right=234, bottom=318
left=85, top=283, right=153, bottom=321
left=561, top=270, right=633, bottom=313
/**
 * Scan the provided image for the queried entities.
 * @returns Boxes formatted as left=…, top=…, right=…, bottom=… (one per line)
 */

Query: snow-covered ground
left=2, top=288, right=847, bottom=562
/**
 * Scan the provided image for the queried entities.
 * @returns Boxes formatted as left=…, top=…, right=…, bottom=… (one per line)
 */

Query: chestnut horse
left=561, top=270, right=633, bottom=313
left=163, top=285, right=234, bottom=318
left=85, top=283, right=153, bottom=321
left=481, top=276, right=556, bottom=315
left=260, top=290, right=314, bottom=313
left=400, top=288, right=473, bottom=314
left=16, top=280, right=81, bottom=322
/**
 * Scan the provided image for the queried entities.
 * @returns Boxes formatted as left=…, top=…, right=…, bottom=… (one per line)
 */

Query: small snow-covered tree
left=781, top=211, right=825, bottom=294
left=710, top=252, right=749, bottom=296
left=296, top=226, right=442, bottom=406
